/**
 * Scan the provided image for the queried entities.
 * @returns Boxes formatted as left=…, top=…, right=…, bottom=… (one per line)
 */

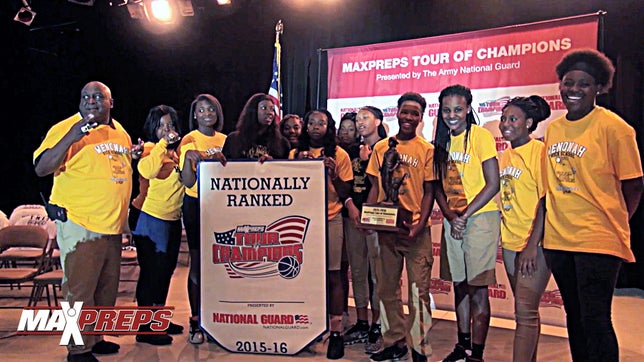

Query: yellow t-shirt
left=178, top=130, right=227, bottom=198
left=366, top=136, right=436, bottom=224
left=544, top=106, right=643, bottom=262
left=138, top=139, right=185, bottom=221
left=499, top=139, right=546, bottom=251
left=289, top=146, right=353, bottom=220
left=443, top=125, right=499, bottom=215
left=33, top=113, right=133, bottom=234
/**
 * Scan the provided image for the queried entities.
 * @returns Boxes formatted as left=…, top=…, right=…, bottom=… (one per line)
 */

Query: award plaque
left=359, top=138, right=412, bottom=234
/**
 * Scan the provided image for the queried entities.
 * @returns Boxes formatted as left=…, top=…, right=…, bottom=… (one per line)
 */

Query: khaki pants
left=441, top=211, right=500, bottom=285
left=503, top=246, right=551, bottom=362
left=57, top=219, right=122, bottom=354
left=343, top=218, right=380, bottom=311
left=376, top=227, right=433, bottom=357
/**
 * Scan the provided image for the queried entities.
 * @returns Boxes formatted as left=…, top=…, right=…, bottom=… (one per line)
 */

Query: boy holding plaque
left=365, top=92, right=436, bottom=362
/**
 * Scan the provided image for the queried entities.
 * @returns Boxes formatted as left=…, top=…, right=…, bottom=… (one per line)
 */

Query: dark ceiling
left=1, top=0, right=642, bottom=212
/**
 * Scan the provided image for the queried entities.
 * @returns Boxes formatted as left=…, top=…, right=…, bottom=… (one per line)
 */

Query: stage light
left=117, top=0, right=193, bottom=24
left=14, top=4, right=36, bottom=26
left=149, top=0, right=173, bottom=22
left=217, top=0, right=231, bottom=5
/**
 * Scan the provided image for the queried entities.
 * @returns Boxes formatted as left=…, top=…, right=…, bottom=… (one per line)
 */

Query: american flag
left=267, top=32, right=282, bottom=123
left=214, top=229, right=236, bottom=245
left=294, top=314, right=309, bottom=324
left=266, top=216, right=309, bottom=244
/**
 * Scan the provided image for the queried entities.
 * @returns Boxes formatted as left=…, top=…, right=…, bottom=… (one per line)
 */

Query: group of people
left=33, top=47, right=642, bottom=362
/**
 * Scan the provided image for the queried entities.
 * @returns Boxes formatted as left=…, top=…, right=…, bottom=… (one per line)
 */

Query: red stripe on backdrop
left=327, top=15, right=598, bottom=98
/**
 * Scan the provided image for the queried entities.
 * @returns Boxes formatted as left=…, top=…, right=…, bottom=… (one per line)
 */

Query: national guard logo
left=212, top=216, right=309, bottom=279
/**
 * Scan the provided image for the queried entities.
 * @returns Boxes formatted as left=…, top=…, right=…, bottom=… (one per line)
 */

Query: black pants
left=133, top=219, right=182, bottom=307
left=182, top=195, right=201, bottom=316
left=544, top=249, right=621, bottom=362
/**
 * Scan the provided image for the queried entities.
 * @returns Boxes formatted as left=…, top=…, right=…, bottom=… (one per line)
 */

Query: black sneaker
left=91, top=340, right=120, bottom=354
left=370, top=344, right=409, bottom=361
left=365, top=323, right=383, bottom=354
left=412, top=348, right=428, bottom=362
left=188, top=319, right=204, bottom=345
left=136, top=333, right=173, bottom=345
left=442, top=344, right=471, bottom=362
left=465, top=357, right=483, bottom=362
left=343, top=321, right=369, bottom=345
left=327, top=332, right=344, bottom=360
left=67, top=352, right=98, bottom=362
left=166, top=321, right=184, bottom=335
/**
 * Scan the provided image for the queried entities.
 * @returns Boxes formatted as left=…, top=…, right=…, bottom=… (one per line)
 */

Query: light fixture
left=176, top=0, right=194, bottom=16
left=14, top=1, right=36, bottom=27
left=217, top=0, right=231, bottom=5
left=149, top=0, right=173, bottom=23
left=118, top=0, right=193, bottom=23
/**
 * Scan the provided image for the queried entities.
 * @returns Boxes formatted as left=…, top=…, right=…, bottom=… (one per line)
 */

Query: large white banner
left=198, top=160, right=327, bottom=355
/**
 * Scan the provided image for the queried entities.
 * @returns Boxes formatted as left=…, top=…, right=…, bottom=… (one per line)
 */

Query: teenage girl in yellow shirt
left=498, top=96, right=551, bottom=361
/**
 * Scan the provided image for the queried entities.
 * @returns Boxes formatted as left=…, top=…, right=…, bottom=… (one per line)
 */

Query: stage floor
left=1, top=259, right=643, bottom=361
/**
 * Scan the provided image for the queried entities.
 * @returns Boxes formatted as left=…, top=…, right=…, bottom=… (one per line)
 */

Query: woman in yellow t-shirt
left=289, top=109, right=353, bottom=360
left=433, top=85, right=500, bottom=362
left=177, top=94, right=227, bottom=345
left=129, top=105, right=185, bottom=345
left=499, top=96, right=551, bottom=361
left=544, top=49, right=643, bottom=362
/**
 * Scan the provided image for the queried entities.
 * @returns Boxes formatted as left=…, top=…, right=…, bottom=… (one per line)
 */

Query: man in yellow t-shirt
left=33, top=81, right=136, bottom=361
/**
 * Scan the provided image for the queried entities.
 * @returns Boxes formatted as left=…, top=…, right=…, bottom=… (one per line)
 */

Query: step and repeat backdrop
left=326, top=14, right=600, bottom=327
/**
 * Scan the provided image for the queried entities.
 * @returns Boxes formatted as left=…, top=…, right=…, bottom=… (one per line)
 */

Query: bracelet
left=344, top=197, right=353, bottom=207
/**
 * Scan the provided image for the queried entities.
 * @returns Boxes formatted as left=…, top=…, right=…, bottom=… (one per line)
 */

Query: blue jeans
left=544, top=249, right=621, bottom=362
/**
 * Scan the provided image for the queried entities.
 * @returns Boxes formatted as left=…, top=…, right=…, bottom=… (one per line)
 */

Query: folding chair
left=2, top=205, right=56, bottom=269
left=28, top=238, right=63, bottom=306
left=0, top=225, right=50, bottom=307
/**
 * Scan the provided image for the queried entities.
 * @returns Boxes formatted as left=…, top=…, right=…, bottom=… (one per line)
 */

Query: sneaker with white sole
left=343, top=321, right=369, bottom=345
left=370, top=344, right=409, bottom=361
left=188, top=319, right=204, bottom=345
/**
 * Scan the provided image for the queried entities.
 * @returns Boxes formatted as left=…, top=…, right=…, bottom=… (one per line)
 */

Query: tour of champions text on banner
left=326, top=14, right=599, bottom=328
left=326, top=15, right=598, bottom=143
left=198, top=160, right=327, bottom=355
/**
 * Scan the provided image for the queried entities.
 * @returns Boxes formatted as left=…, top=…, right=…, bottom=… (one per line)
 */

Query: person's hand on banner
left=211, top=150, right=227, bottom=166
left=258, top=154, right=273, bottom=164
left=323, top=156, right=337, bottom=179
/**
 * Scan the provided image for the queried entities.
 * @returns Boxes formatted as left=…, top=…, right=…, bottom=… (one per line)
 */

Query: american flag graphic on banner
left=294, top=314, right=309, bottom=324
left=218, top=216, right=309, bottom=279
left=214, top=229, right=236, bottom=245
left=266, top=216, right=309, bottom=244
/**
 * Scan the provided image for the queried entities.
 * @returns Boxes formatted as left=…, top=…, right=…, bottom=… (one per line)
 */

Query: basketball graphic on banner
left=278, top=256, right=301, bottom=279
